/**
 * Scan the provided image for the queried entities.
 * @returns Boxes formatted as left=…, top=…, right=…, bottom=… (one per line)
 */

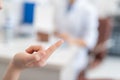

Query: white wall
left=0, top=0, right=55, bottom=33
left=0, top=0, right=23, bottom=28
left=90, top=0, right=119, bottom=17
left=0, top=0, right=119, bottom=29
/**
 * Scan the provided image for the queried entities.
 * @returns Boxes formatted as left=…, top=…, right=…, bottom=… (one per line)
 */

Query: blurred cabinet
left=22, top=2, right=35, bottom=24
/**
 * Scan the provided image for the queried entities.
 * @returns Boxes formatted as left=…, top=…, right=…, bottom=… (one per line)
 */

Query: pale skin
left=3, top=40, right=64, bottom=80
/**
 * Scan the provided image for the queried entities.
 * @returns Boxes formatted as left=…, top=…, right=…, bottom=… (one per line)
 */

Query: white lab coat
left=52, top=0, right=99, bottom=79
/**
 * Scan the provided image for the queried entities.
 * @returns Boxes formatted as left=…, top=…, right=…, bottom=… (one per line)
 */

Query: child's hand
left=11, top=40, right=64, bottom=69
left=3, top=40, right=64, bottom=80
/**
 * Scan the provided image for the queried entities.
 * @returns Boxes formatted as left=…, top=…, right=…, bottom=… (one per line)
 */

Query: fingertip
left=55, top=39, right=64, bottom=47
left=25, top=47, right=33, bottom=53
left=25, top=49, right=29, bottom=53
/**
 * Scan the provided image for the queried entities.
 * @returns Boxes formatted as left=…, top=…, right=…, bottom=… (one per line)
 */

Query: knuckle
left=41, top=51, right=46, bottom=55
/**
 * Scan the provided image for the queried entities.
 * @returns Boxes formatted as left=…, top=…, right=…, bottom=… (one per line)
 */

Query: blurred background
left=0, top=0, right=120, bottom=80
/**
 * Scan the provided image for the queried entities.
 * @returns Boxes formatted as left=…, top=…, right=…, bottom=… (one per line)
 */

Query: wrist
left=3, top=62, right=22, bottom=80
left=7, top=62, right=22, bottom=77
left=9, top=62, right=22, bottom=72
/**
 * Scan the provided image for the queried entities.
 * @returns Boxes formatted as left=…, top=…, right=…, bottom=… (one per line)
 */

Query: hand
left=3, top=40, right=64, bottom=80
left=11, top=40, right=64, bottom=69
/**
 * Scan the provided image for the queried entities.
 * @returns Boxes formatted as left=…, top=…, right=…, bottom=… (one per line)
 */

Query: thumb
left=26, top=53, right=41, bottom=63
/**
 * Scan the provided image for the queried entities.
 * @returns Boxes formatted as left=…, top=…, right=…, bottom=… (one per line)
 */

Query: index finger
left=45, top=40, right=64, bottom=59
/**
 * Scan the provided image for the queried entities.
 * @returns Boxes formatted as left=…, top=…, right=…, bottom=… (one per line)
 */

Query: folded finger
left=26, top=45, right=44, bottom=54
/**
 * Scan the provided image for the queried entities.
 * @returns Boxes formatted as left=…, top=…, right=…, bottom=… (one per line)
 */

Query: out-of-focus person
left=88, top=0, right=114, bottom=69
left=51, top=0, right=99, bottom=80
left=89, top=17, right=113, bottom=69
